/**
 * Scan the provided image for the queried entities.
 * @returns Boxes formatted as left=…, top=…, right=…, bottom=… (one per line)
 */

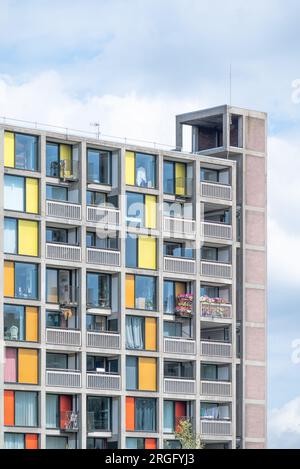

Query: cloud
left=269, top=397, right=300, bottom=448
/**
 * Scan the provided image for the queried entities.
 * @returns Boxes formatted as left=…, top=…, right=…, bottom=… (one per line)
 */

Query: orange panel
left=4, top=261, right=14, bottom=297
left=126, top=275, right=135, bottom=309
left=145, top=438, right=157, bottom=449
left=126, top=397, right=135, bottom=431
left=25, top=434, right=38, bottom=449
left=4, top=390, right=14, bottom=426
left=60, top=395, right=72, bottom=429
left=175, top=282, right=186, bottom=296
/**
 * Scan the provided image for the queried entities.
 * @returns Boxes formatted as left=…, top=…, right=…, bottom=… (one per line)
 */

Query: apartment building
left=0, top=105, right=267, bottom=449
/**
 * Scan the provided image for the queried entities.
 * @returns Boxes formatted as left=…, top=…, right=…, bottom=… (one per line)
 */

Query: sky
left=0, top=0, right=300, bottom=448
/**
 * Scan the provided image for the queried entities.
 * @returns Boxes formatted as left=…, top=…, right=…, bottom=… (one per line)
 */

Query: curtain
left=4, top=218, right=17, bottom=254
left=126, top=317, right=144, bottom=349
left=15, top=392, right=37, bottom=427
left=135, top=399, right=156, bottom=432
left=201, top=404, right=218, bottom=419
left=46, top=394, right=58, bottom=428
left=163, top=401, right=174, bottom=433
left=4, top=433, right=24, bottom=449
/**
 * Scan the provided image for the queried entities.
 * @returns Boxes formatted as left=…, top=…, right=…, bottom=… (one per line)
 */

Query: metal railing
left=201, top=419, right=232, bottom=436
left=164, top=378, right=196, bottom=394
left=87, top=206, right=120, bottom=225
left=200, top=302, right=232, bottom=320
left=46, top=243, right=82, bottom=262
left=87, top=412, right=110, bottom=433
left=202, top=222, right=232, bottom=240
left=46, top=369, right=82, bottom=388
left=46, top=328, right=81, bottom=346
left=87, top=372, right=121, bottom=391
left=201, top=261, right=232, bottom=279
left=201, top=341, right=232, bottom=358
left=60, top=411, right=79, bottom=432
left=164, top=337, right=196, bottom=355
left=86, top=331, right=120, bottom=349
left=87, top=248, right=120, bottom=267
left=46, top=200, right=81, bottom=221
left=163, top=216, right=196, bottom=237
left=201, top=181, right=232, bottom=201
left=200, top=380, right=232, bottom=397
left=164, top=257, right=196, bottom=275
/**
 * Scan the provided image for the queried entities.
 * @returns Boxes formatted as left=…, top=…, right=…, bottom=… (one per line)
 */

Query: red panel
left=60, top=395, right=72, bottom=429
left=126, top=397, right=135, bottom=431
left=145, top=438, right=157, bottom=449
left=175, top=401, right=187, bottom=432
left=25, top=434, right=38, bottom=449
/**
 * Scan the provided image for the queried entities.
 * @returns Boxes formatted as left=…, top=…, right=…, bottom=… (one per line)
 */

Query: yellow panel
left=4, top=132, right=15, bottom=168
left=145, top=317, right=157, bottom=351
left=26, top=307, right=38, bottom=342
left=4, top=261, right=14, bottom=297
left=138, top=357, right=157, bottom=391
left=125, top=151, right=135, bottom=185
left=18, top=220, right=38, bottom=256
left=175, top=282, right=186, bottom=296
left=60, top=144, right=72, bottom=177
left=18, top=349, right=38, bottom=384
left=138, top=236, right=156, bottom=270
left=175, top=162, right=186, bottom=196
left=145, top=195, right=156, bottom=229
left=25, top=178, right=39, bottom=214
left=126, top=274, right=135, bottom=308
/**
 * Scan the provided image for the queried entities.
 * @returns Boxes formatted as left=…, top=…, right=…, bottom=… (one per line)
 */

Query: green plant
left=174, top=418, right=204, bottom=449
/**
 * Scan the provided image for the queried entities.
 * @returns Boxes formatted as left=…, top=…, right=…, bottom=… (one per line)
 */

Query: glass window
left=46, top=353, right=68, bottom=369
left=135, top=153, right=156, bottom=188
left=126, top=234, right=137, bottom=268
left=87, top=438, right=107, bottom=449
left=15, top=263, right=38, bottom=299
left=86, top=314, right=107, bottom=332
left=46, top=269, right=58, bottom=303
left=164, top=439, right=182, bottom=449
left=46, top=228, right=68, bottom=244
left=126, top=438, right=144, bottom=449
left=46, top=436, right=68, bottom=449
left=126, top=356, right=138, bottom=390
left=135, top=398, right=156, bottom=432
left=126, top=192, right=144, bottom=227
left=87, top=191, right=107, bottom=206
left=135, top=275, right=156, bottom=310
left=164, top=361, right=193, bottom=379
left=87, top=355, right=105, bottom=372
left=46, top=311, right=62, bottom=328
left=4, top=433, right=25, bottom=449
left=15, top=134, right=38, bottom=171
left=163, top=161, right=175, bottom=194
left=4, top=218, right=17, bottom=254
left=46, top=143, right=59, bottom=177
left=163, top=401, right=174, bottom=433
left=201, top=364, right=229, bottom=381
left=87, top=397, right=110, bottom=431
left=200, top=403, right=230, bottom=420
left=163, top=281, right=175, bottom=314
left=87, top=149, right=111, bottom=184
left=87, top=273, right=111, bottom=308
left=4, top=175, right=25, bottom=211
left=86, top=231, right=118, bottom=250
left=46, top=394, right=59, bottom=428
left=163, top=321, right=182, bottom=338
left=46, top=185, right=68, bottom=201
left=4, top=305, right=25, bottom=341
left=126, top=316, right=145, bottom=350
left=15, top=391, right=38, bottom=427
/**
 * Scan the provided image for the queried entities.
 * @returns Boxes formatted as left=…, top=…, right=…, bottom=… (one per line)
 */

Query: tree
left=174, top=418, right=204, bottom=449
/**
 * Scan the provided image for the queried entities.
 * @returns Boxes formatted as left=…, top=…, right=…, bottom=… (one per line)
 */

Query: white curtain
left=15, top=392, right=37, bottom=427
left=4, top=433, right=24, bottom=449
left=4, top=218, right=17, bottom=254
left=126, top=317, right=144, bottom=349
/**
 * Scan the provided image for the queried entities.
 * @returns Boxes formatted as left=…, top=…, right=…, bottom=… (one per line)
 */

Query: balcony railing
left=46, top=243, right=82, bottom=262
left=49, top=160, right=79, bottom=182
left=164, top=337, right=196, bottom=355
left=60, top=411, right=79, bottom=432
left=164, top=378, right=196, bottom=395
left=201, top=261, right=232, bottom=279
left=86, top=331, right=120, bottom=349
left=87, top=412, right=110, bottom=433
left=200, top=380, right=232, bottom=397
left=164, top=257, right=196, bottom=275
left=46, top=328, right=81, bottom=347
left=201, top=181, right=232, bottom=201
left=200, top=301, right=232, bottom=320
left=163, top=217, right=196, bottom=237
left=46, top=200, right=81, bottom=221
left=46, top=369, right=82, bottom=388
left=87, top=372, right=121, bottom=391
left=200, top=419, right=232, bottom=436
left=201, top=341, right=232, bottom=358
left=202, top=222, right=232, bottom=240
left=87, top=248, right=120, bottom=267
left=87, top=206, right=120, bottom=226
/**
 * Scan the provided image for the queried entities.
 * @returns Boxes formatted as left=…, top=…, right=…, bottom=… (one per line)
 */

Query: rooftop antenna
left=229, top=63, right=232, bottom=108
left=90, top=122, right=101, bottom=139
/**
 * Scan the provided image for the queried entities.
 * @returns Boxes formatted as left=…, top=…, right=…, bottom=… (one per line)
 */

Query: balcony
left=164, top=337, right=196, bottom=355
left=46, top=200, right=81, bottom=221
left=87, top=372, right=121, bottom=391
left=201, top=222, right=232, bottom=240
left=164, top=257, right=196, bottom=275
left=201, top=181, right=232, bottom=201
left=201, top=261, right=232, bottom=279
left=87, top=206, right=120, bottom=226
left=46, top=328, right=82, bottom=347
left=163, top=217, right=196, bottom=238
left=60, top=411, right=79, bottom=432
left=201, top=341, right=232, bottom=359
left=164, top=378, right=196, bottom=395
left=87, top=248, right=120, bottom=267
left=201, top=419, right=232, bottom=437
left=46, top=243, right=82, bottom=262
left=86, top=331, right=120, bottom=350
left=200, top=299, right=232, bottom=320
left=87, top=412, right=110, bottom=433
left=200, top=380, right=232, bottom=398
left=46, top=369, right=82, bottom=388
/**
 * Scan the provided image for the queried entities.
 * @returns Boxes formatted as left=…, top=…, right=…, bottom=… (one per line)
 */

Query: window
left=4, top=218, right=39, bottom=256
left=126, top=274, right=156, bottom=311
left=126, top=234, right=157, bottom=269
left=87, top=397, right=111, bottom=431
left=200, top=285, right=230, bottom=302
left=4, top=304, right=38, bottom=342
left=164, top=242, right=194, bottom=259
left=46, top=142, right=73, bottom=178
left=126, top=192, right=156, bottom=229
left=4, top=390, right=38, bottom=427
left=46, top=394, right=74, bottom=431
left=164, top=361, right=194, bottom=379
left=46, top=353, right=68, bottom=370
left=46, top=184, right=68, bottom=201
left=163, top=321, right=183, bottom=338
left=164, top=280, right=189, bottom=315
left=164, top=200, right=193, bottom=220
left=4, top=261, right=38, bottom=299
left=163, top=161, right=187, bottom=195
left=4, top=348, right=39, bottom=384
left=4, top=433, right=25, bottom=449
left=135, top=398, right=156, bottom=432
left=86, top=231, right=118, bottom=250
left=126, top=438, right=157, bottom=449
left=201, top=364, right=230, bottom=381
left=87, top=148, right=111, bottom=184
left=126, top=151, right=156, bottom=188
left=4, top=175, right=39, bottom=214
left=126, top=356, right=157, bottom=391
left=46, top=269, right=77, bottom=305
left=46, top=394, right=59, bottom=428
left=4, top=132, right=38, bottom=171
left=200, top=402, right=230, bottom=420
left=87, top=356, right=118, bottom=373
left=46, top=436, right=68, bottom=449
left=202, top=246, right=230, bottom=263
left=163, top=401, right=188, bottom=433
left=87, top=438, right=108, bottom=449
left=46, top=227, right=68, bottom=244
left=126, top=316, right=156, bottom=351
left=46, top=309, right=77, bottom=329
left=201, top=167, right=230, bottom=185
left=87, top=273, right=111, bottom=308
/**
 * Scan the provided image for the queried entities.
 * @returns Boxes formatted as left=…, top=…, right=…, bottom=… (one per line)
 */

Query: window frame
left=87, top=148, right=112, bottom=185
left=5, top=132, right=39, bottom=172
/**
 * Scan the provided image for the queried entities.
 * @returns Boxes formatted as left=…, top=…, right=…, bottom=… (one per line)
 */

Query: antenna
left=229, top=63, right=232, bottom=107
left=90, top=122, right=101, bottom=139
